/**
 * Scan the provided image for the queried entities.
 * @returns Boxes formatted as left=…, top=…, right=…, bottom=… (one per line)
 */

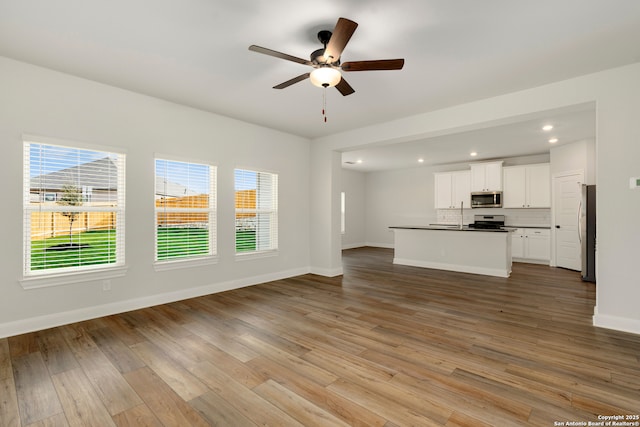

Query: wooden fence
left=30, top=211, right=115, bottom=240
left=31, top=191, right=257, bottom=239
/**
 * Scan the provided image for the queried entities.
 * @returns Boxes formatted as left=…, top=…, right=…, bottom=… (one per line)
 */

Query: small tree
left=58, top=184, right=82, bottom=244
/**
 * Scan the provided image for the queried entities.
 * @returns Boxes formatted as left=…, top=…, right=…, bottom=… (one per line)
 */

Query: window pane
left=235, top=169, right=277, bottom=254
left=155, top=159, right=215, bottom=262
left=24, top=141, right=124, bottom=275
left=29, top=144, right=120, bottom=208
left=156, top=214, right=210, bottom=260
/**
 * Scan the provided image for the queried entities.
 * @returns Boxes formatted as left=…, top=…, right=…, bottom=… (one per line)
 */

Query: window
left=234, top=169, right=278, bottom=254
left=155, top=159, right=216, bottom=263
left=24, top=140, right=125, bottom=277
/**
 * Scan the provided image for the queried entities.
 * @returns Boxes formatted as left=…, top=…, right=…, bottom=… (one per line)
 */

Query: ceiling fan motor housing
left=317, top=30, right=332, bottom=45
left=311, top=48, right=340, bottom=66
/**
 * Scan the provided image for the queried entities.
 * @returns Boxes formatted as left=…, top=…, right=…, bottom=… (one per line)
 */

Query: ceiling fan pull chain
left=322, top=87, right=327, bottom=122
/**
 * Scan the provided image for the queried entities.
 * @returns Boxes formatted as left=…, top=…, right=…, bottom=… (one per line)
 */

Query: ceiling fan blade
left=335, top=77, right=355, bottom=96
left=249, top=45, right=312, bottom=66
left=341, top=59, right=405, bottom=72
left=273, top=73, right=311, bottom=89
left=324, top=18, right=358, bottom=63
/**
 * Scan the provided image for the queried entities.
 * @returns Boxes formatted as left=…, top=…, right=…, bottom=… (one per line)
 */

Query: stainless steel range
left=468, top=214, right=505, bottom=230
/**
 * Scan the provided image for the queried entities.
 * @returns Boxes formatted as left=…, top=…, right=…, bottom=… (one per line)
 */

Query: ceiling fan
left=248, top=17, right=404, bottom=96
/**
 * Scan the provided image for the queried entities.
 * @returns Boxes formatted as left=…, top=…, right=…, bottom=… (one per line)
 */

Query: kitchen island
left=389, top=225, right=513, bottom=277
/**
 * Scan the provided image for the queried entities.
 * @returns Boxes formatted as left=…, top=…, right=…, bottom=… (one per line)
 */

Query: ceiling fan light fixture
left=310, top=67, right=342, bottom=88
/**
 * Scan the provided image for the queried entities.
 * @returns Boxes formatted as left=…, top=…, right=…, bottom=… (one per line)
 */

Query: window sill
left=235, top=249, right=278, bottom=261
left=20, top=265, right=128, bottom=290
left=154, top=256, right=219, bottom=272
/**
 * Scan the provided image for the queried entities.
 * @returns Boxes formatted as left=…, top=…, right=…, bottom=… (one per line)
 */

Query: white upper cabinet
left=503, top=163, right=550, bottom=208
left=470, top=161, right=503, bottom=192
left=452, top=171, right=471, bottom=209
left=503, top=167, right=526, bottom=207
left=434, top=170, right=470, bottom=209
left=434, top=172, right=453, bottom=209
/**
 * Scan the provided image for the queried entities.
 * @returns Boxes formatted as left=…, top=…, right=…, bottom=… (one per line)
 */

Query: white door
left=553, top=172, right=583, bottom=270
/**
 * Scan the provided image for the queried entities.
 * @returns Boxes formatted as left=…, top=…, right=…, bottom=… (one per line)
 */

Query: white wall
left=0, top=57, right=311, bottom=337
left=341, top=169, right=366, bottom=249
left=550, top=139, right=596, bottom=184
left=312, top=62, right=640, bottom=335
left=364, top=167, right=434, bottom=247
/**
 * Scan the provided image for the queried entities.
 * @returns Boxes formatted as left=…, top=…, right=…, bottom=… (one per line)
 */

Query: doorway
left=553, top=171, right=584, bottom=270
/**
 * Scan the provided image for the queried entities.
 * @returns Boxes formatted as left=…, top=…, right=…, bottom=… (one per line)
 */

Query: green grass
left=156, top=227, right=209, bottom=260
left=30, top=228, right=258, bottom=271
left=236, top=230, right=256, bottom=253
left=30, top=230, right=116, bottom=270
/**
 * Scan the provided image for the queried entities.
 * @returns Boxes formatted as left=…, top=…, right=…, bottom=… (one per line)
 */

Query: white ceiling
left=1, top=1, right=639, bottom=170
left=342, top=104, right=597, bottom=171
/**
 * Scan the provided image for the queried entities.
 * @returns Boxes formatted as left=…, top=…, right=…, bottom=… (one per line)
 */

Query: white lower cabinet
left=511, top=228, right=550, bottom=263
left=511, top=229, right=525, bottom=258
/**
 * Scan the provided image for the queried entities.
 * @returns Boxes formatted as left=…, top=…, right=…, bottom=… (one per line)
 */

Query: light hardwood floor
left=1, top=247, right=639, bottom=426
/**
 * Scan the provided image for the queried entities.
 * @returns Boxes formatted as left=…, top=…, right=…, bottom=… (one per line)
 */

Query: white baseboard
left=593, top=308, right=640, bottom=335
left=0, top=267, right=310, bottom=339
left=365, top=242, right=395, bottom=249
left=309, top=266, right=343, bottom=277
left=341, top=242, right=367, bottom=250
left=512, top=258, right=550, bottom=265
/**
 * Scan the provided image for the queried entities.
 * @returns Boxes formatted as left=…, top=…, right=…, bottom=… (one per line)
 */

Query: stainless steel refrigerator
left=580, top=185, right=596, bottom=282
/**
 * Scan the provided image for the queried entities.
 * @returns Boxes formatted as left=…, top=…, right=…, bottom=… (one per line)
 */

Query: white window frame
left=234, top=168, right=278, bottom=259
left=154, top=156, right=217, bottom=270
left=21, top=135, right=127, bottom=289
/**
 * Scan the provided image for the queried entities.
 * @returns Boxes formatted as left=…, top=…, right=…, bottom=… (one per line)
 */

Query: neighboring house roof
left=155, top=176, right=199, bottom=198
left=30, top=157, right=198, bottom=197
left=30, top=157, right=118, bottom=191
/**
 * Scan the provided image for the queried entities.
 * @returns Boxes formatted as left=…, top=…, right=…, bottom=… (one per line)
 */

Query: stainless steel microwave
left=471, top=191, right=502, bottom=208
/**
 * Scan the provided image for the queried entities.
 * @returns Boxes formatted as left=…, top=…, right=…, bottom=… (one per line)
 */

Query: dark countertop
left=390, top=225, right=513, bottom=233
left=429, top=223, right=551, bottom=230
left=504, top=225, right=551, bottom=229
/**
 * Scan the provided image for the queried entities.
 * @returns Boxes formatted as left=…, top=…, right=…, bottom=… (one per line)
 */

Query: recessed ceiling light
left=549, top=137, right=558, bottom=144
left=542, top=125, right=554, bottom=131
left=418, top=158, right=424, bottom=163
left=470, top=152, right=478, bottom=157
left=356, top=159, right=363, bottom=164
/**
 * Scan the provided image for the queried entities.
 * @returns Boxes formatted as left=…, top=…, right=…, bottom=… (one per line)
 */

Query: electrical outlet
left=102, top=280, right=111, bottom=291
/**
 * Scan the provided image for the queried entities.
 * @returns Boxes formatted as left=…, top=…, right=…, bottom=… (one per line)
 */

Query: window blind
left=155, top=159, right=216, bottom=262
left=234, top=169, right=278, bottom=254
left=24, top=141, right=125, bottom=275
